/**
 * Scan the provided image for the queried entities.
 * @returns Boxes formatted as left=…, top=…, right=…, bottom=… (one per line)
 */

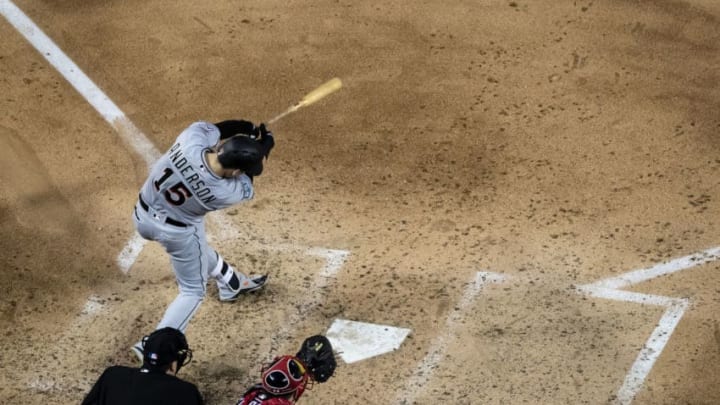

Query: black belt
left=137, top=195, right=187, bottom=227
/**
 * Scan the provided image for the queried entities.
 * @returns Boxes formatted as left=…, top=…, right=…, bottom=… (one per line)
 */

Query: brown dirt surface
left=1, top=0, right=719, bottom=404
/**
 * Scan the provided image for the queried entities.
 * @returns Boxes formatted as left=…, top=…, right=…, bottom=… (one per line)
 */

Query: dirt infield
left=1, top=0, right=719, bottom=404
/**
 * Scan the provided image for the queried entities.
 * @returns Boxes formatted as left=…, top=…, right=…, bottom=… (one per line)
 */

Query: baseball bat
left=267, top=78, right=343, bottom=124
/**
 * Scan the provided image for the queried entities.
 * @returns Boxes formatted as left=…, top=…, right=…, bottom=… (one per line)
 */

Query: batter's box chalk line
left=26, top=294, right=110, bottom=393
left=0, top=0, right=349, bottom=395
left=395, top=271, right=507, bottom=404
left=116, top=216, right=350, bottom=275
left=575, top=246, right=720, bottom=405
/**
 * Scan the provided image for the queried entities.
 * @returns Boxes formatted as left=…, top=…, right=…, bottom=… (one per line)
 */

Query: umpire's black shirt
left=82, top=365, right=204, bottom=405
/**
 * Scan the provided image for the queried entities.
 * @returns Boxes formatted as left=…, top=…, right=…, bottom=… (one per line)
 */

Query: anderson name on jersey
left=140, top=121, right=255, bottom=225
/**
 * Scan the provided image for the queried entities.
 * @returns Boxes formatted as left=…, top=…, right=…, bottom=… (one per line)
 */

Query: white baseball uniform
left=132, top=121, right=261, bottom=334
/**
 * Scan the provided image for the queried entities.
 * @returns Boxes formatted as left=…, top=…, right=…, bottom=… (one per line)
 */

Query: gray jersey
left=139, top=121, right=254, bottom=225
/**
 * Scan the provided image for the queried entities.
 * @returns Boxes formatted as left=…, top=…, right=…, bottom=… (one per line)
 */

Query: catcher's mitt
left=296, top=335, right=336, bottom=383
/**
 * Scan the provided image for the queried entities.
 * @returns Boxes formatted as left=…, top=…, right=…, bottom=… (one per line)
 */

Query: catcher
left=236, top=335, right=337, bottom=404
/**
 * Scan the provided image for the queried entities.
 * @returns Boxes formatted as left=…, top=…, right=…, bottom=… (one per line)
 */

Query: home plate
left=326, top=319, right=411, bottom=364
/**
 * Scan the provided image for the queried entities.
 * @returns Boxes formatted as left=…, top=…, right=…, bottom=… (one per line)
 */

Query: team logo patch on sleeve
left=242, top=182, right=253, bottom=199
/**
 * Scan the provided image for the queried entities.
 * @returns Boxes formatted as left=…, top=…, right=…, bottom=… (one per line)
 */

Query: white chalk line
left=396, top=271, right=506, bottom=405
left=2, top=1, right=706, bottom=399
left=0, top=23, right=132, bottom=370
left=3, top=1, right=496, bottom=400
left=0, top=0, right=160, bottom=168
left=28, top=295, right=109, bottom=393
left=0, top=0, right=123, bottom=121
left=0, top=1, right=342, bottom=273
left=307, top=247, right=351, bottom=278
left=577, top=246, right=720, bottom=404
left=2, top=3, right=352, bottom=397
left=587, top=246, right=720, bottom=291
left=0, top=0, right=161, bottom=273
left=617, top=301, right=688, bottom=403
left=116, top=233, right=148, bottom=274
left=267, top=249, right=350, bottom=355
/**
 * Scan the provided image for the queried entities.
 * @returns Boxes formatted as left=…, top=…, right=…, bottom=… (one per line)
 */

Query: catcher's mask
left=261, top=355, right=309, bottom=399
left=217, top=135, right=264, bottom=176
left=141, top=327, right=193, bottom=374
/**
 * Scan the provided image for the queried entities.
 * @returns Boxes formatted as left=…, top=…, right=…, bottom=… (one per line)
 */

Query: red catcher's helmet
left=261, top=355, right=309, bottom=400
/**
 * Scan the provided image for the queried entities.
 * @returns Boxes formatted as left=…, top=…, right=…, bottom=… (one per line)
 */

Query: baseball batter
left=131, top=119, right=275, bottom=359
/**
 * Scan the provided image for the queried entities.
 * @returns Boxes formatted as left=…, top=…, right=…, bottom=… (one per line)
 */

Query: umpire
left=82, top=327, right=203, bottom=405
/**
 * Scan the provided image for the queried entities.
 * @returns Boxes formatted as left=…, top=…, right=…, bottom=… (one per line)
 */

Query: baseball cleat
left=131, top=344, right=144, bottom=365
left=220, top=275, right=268, bottom=302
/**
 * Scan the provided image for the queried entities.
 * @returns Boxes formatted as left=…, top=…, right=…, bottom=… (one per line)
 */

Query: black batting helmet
left=217, top=135, right=264, bottom=176
left=141, top=327, right=193, bottom=373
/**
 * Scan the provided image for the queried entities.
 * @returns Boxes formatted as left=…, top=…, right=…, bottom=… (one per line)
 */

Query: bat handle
left=267, top=104, right=300, bottom=125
